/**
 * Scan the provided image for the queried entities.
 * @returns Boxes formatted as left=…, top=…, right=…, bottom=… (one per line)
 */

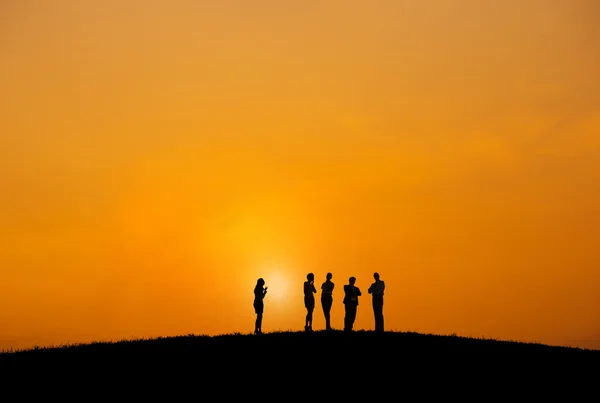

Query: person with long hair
left=303, top=273, right=317, bottom=331
left=253, top=278, right=268, bottom=334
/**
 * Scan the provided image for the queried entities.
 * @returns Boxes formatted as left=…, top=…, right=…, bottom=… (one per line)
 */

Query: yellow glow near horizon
left=263, top=269, right=291, bottom=305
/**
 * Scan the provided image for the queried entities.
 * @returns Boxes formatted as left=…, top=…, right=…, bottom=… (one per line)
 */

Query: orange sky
left=1, top=0, right=599, bottom=351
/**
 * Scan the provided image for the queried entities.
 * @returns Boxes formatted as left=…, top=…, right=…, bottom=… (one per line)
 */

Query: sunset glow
left=1, top=0, right=599, bottom=351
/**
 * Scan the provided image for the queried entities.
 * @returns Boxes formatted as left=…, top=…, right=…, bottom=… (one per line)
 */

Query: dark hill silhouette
left=1, top=330, right=597, bottom=397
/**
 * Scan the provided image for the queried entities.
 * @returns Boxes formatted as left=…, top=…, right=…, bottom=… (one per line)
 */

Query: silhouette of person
left=253, top=278, right=268, bottom=335
left=320, top=272, right=335, bottom=331
left=368, top=272, right=385, bottom=332
left=304, top=273, right=317, bottom=331
left=343, top=276, right=362, bottom=332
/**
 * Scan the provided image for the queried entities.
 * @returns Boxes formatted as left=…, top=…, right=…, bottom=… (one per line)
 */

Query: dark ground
left=1, top=330, right=598, bottom=398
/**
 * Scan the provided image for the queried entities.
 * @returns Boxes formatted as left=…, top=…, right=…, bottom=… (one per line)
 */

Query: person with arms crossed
left=368, top=272, right=385, bottom=332
left=343, top=276, right=362, bottom=332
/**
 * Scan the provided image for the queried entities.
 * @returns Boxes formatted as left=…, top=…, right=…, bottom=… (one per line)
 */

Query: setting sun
left=263, top=269, right=291, bottom=305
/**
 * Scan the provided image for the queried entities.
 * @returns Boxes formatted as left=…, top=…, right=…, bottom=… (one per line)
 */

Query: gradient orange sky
left=1, top=0, right=599, bottom=351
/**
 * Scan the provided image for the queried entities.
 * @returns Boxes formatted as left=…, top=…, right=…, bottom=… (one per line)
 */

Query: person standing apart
left=368, top=272, right=385, bottom=332
left=304, top=273, right=317, bottom=331
left=253, top=278, right=268, bottom=335
left=320, top=272, right=335, bottom=331
left=343, top=276, right=362, bottom=332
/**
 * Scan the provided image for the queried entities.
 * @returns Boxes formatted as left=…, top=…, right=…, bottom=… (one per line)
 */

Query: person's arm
left=368, top=283, right=374, bottom=294
left=312, top=283, right=317, bottom=293
left=356, top=287, right=362, bottom=296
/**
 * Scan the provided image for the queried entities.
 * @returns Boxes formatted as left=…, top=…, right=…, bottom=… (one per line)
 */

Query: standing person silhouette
left=343, top=276, right=362, bottom=332
left=368, top=272, right=385, bottom=332
left=253, top=278, right=268, bottom=335
left=320, top=272, right=335, bottom=331
left=304, top=273, right=317, bottom=331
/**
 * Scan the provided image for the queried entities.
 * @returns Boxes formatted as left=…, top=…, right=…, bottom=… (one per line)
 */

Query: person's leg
left=372, top=301, right=376, bottom=330
left=378, top=299, right=384, bottom=331
left=373, top=297, right=384, bottom=332
left=323, top=297, right=332, bottom=330
left=328, top=299, right=333, bottom=329
left=305, top=308, right=310, bottom=331
left=344, top=305, right=350, bottom=331
left=372, top=300, right=380, bottom=331
left=321, top=298, right=327, bottom=329
left=349, top=305, right=357, bottom=331
left=255, top=313, right=263, bottom=334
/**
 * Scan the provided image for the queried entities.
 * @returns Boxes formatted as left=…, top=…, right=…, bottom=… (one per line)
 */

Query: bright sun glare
left=264, top=269, right=290, bottom=304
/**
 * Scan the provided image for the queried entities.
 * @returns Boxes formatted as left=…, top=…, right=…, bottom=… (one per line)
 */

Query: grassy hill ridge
left=2, top=329, right=597, bottom=357
left=1, top=330, right=597, bottom=396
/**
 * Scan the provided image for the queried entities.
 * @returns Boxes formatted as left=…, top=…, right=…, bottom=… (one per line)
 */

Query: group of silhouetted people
left=253, top=272, right=385, bottom=334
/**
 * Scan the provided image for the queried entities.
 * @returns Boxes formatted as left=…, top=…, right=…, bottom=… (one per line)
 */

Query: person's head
left=256, top=278, right=265, bottom=287
left=349, top=276, right=356, bottom=285
left=374, top=272, right=380, bottom=281
left=326, top=272, right=332, bottom=281
left=307, top=273, right=314, bottom=282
